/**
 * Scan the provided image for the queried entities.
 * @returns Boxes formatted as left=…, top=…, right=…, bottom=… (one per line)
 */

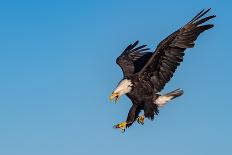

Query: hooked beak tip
left=109, top=93, right=119, bottom=102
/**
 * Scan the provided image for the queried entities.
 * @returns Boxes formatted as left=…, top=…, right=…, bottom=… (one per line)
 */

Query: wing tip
left=189, top=8, right=215, bottom=24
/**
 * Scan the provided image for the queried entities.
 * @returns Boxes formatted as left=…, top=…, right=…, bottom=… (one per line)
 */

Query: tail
left=155, top=89, right=184, bottom=107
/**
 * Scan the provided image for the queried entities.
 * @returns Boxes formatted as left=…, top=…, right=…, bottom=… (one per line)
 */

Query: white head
left=109, top=79, right=133, bottom=102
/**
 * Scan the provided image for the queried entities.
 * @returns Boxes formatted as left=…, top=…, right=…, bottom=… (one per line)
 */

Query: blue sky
left=0, top=0, right=231, bottom=155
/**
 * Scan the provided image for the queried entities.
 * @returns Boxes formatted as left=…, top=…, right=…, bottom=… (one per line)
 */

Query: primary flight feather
left=109, top=9, right=215, bottom=132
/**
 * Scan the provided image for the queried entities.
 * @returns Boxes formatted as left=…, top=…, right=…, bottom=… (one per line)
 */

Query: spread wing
left=116, top=40, right=152, bottom=78
left=138, top=8, right=216, bottom=92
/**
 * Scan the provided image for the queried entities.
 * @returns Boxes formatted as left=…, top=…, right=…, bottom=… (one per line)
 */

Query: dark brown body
left=126, top=77, right=159, bottom=126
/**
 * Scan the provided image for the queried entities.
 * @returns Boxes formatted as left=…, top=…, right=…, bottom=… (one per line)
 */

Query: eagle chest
left=129, top=80, right=154, bottom=102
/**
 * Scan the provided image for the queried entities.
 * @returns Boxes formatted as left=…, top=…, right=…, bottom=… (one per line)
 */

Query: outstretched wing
left=116, top=40, right=152, bottom=78
left=138, top=9, right=216, bottom=92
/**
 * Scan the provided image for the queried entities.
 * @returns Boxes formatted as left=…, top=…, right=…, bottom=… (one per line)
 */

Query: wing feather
left=138, top=9, right=215, bottom=92
left=116, top=41, right=152, bottom=78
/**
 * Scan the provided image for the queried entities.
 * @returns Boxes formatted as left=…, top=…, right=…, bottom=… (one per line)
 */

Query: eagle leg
left=113, top=105, right=141, bottom=132
left=137, top=115, right=145, bottom=125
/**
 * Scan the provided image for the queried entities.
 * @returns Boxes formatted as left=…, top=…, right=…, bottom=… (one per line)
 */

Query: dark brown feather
left=137, top=9, right=215, bottom=92
left=116, top=41, right=152, bottom=78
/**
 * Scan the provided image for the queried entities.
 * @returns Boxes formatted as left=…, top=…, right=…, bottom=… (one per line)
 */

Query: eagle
left=109, top=9, right=215, bottom=132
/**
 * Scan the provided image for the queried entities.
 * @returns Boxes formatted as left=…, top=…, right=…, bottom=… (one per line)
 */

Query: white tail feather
left=155, top=89, right=184, bottom=107
left=156, top=96, right=174, bottom=107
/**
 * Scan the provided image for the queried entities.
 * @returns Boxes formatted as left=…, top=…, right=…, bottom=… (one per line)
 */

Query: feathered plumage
left=110, top=9, right=215, bottom=132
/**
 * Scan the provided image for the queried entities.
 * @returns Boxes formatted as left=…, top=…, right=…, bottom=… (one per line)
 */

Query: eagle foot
left=113, top=122, right=127, bottom=132
left=137, top=115, right=145, bottom=125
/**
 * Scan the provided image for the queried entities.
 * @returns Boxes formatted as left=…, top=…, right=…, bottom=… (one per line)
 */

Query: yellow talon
left=113, top=122, right=127, bottom=132
left=137, top=115, right=145, bottom=125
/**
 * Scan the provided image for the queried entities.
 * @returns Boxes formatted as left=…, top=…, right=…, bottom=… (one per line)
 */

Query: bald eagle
left=109, top=9, right=215, bottom=132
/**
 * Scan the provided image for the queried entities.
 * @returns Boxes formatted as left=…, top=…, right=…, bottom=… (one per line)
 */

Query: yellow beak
left=109, top=92, right=120, bottom=103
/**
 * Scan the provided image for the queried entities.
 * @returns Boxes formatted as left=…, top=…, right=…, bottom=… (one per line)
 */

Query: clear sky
left=0, top=0, right=231, bottom=155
